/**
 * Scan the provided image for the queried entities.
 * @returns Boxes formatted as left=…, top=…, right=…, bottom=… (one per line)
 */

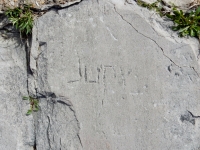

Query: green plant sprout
left=5, top=5, right=34, bottom=35
left=166, top=7, right=200, bottom=37
left=137, top=0, right=164, bottom=16
left=23, top=96, right=39, bottom=115
left=137, top=0, right=200, bottom=39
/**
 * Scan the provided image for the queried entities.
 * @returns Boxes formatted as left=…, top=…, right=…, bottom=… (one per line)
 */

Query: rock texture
left=1, top=0, right=200, bottom=150
left=30, top=0, right=200, bottom=149
left=0, top=0, right=198, bottom=11
left=131, top=0, right=197, bottom=8
left=0, top=34, right=34, bottom=149
left=35, top=95, right=82, bottom=150
left=0, top=0, right=80, bottom=11
left=162, top=0, right=193, bottom=7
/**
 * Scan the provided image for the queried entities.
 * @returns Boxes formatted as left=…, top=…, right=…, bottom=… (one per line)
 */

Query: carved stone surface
left=0, top=0, right=200, bottom=149
left=29, top=0, right=200, bottom=149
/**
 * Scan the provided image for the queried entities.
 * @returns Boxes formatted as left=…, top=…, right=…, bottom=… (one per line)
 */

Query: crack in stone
left=77, top=134, right=83, bottom=148
left=85, top=66, right=87, bottom=82
left=102, top=65, right=107, bottom=106
left=47, top=116, right=52, bottom=150
left=120, top=67, right=126, bottom=89
left=78, top=58, right=82, bottom=78
left=113, top=6, right=182, bottom=68
left=65, top=102, right=83, bottom=148
left=25, top=38, right=34, bottom=95
left=187, top=110, right=200, bottom=118
left=97, top=67, right=100, bottom=83
left=38, top=92, right=83, bottom=148
left=180, top=110, right=200, bottom=125
left=113, top=5, right=200, bottom=78
left=190, top=66, right=200, bottom=77
left=27, top=19, right=82, bottom=150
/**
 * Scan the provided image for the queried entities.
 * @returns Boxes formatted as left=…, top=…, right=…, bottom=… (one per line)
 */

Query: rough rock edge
left=118, top=0, right=200, bottom=72
left=114, top=5, right=200, bottom=75
left=9, top=0, right=83, bottom=149
left=136, top=0, right=195, bottom=9
left=1, top=0, right=200, bottom=149
left=40, top=0, right=81, bottom=10
left=29, top=36, right=82, bottom=150
left=0, top=0, right=81, bottom=11
left=26, top=38, right=83, bottom=149
left=110, top=0, right=200, bottom=115
left=34, top=93, right=83, bottom=149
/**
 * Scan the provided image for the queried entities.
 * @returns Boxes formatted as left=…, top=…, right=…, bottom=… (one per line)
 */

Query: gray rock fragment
left=163, top=0, right=194, bottom=7
left=35, top=95, right=82, bottom=150
left=29, top=0, right=200, bottom=149
left=0, top=34, right=34, bottom=150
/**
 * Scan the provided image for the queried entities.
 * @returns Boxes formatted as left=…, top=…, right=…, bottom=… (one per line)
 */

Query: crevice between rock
left=47, top=116, right=52, bottom=149
left=20, top=1, right=84, bottom=149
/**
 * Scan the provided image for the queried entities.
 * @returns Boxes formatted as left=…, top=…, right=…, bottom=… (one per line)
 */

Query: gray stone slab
left=35, top=95, right=82, bottom=150
left=28, top=0, right=200, bottom=149
left=0, top=35, right=34, bottom=149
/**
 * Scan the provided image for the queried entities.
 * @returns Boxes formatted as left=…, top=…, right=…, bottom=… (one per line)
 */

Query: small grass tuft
left=23, top=96, right=39, bottom=115
left=137, top=0, right=200, bottom=39
left=5, top=5, right=34, bottom=35
left=137, top=0, right=164, bottom=16
left=166, top=7, right=200, bottom=37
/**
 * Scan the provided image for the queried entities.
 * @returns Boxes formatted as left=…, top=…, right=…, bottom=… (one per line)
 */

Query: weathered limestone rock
left=1, top=0, right=200, bottom=149
left=0, top=0, right=80, bottom=11
left=0, top=31, right=82, bottom=149
left=0, top=0, right=198, bottom=12
left=0, top=34, right=34, bottom=149
left=28, top=0, right=200, bottom=149
left=35, top=94, right=82, bottom=150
